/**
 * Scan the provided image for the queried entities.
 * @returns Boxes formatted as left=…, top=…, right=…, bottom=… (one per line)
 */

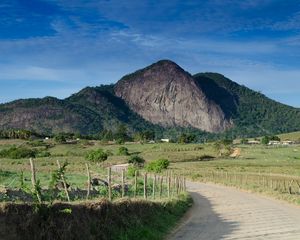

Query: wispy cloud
left=272, top=11, right=300, bottom=31
left=0, top=0, right=299, bottom=107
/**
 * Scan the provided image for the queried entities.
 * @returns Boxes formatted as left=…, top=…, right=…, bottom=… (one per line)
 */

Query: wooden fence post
left=86, top=163, right=91, bottom=199
left=134, top=170, right=137, bottom=198
left=144, top=173, right=147, bottom=199
left=159, top=176, right=163, bottom=198
left=56, top=160, right=70, bottom=202
left=296, top=180, right=300, bottom=194
left=167, top=176, right=171, bottom=198
left=176, top=176, right=179, bottom=195
left=152, top=175, right=156, bottom=199
left=29, top=158, right=41, bottom=203
left=108, top=167, right=112, bottom=201
left=121, top=169, right=125, bottom=198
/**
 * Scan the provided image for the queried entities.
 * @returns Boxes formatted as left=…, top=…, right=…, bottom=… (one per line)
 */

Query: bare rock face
left=114, top=60, right=232, bottom=132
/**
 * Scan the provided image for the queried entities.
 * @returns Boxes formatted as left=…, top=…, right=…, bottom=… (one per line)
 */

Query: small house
left=248, top=140, right=260, bottom=145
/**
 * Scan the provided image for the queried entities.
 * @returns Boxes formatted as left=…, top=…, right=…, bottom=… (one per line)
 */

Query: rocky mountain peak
left=115, top=60, right=232, bottom=132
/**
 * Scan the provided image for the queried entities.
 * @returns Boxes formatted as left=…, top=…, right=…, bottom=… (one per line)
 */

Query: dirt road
left=170, top=182, right=300, bottom=240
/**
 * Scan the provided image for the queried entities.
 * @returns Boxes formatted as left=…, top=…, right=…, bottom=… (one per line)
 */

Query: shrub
left=127, top=165, right=139, bottom=177
left=27, top=140, right=48, bottom=147
left=261, top=136, right=270, bottom=145
left=36, top=151, right=51, bottom=158
left=54, top=134, right=66, bottom=143
left=128, top=155, right=145, bottom=167
left=118, top=147, right=129, bottom=156
left=0, top=147, right=37, bottom=159
left=146, top=159, right=170, bottom=173
left=116, top=138, right=125, bottom=145
left=198, top=155, right=214, bottom=161
left=85, top=149, right=108, bottom=163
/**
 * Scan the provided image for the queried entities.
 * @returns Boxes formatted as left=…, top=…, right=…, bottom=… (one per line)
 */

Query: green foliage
left=115, top=124, right=130, bottom=142
left=36, top=151, right=51, bottom=158
left=0, top=146, right=37, bottom=159
left=133, top=130, right=155, bottom=142
left=116, top=138, right=125, bottom=145
left=117, top=146, right=129, bottom=156
left=59, top=208, right=72, bottom=214
left=146, top=159, right=170, bottom=173
left=178, top=133, right=196, bottom=144
left=128, top=155, right=145, bottom=167
left=0, top=129, right=38, bottom=140
left=241, top=138, right=248, bottom=144
left=85, top=149, right=108, bottom=163
left=270, top=135, right=281, bottom=141
left=27, top=140, right=48, bottom=147
left=261, top=135, right=281, bottom=145
left=48, top=161, right=69, bottom=201
left=261, top=136, right=270, bottom=145
left=214, top=139, right=233, bottom=157
left=54, top=134, right=67, bottom=143
left=127, top=165, right=138, bottom=177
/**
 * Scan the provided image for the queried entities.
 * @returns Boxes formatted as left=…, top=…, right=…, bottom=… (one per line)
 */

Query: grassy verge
left=175, top=168, right=300, bottom=205
left=0, top=193, right=192, bottom=240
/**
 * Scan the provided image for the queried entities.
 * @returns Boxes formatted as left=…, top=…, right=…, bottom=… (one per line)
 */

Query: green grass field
left=1, top=137, right=300, bottom=204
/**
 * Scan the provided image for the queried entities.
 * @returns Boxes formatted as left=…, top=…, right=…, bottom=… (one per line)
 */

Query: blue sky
left=0, top=0, right=299, bottom=107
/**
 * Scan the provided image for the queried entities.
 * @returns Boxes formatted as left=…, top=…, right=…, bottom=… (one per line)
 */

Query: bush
left=128, top=155, right=145, bottom=167
left=54, top=134, right=66, bottom=143
left=36, top=151, right=51, bottom=158
left=146, top=159, right=170, bottom=173
left=85, top=149, right=108, bottom=163
left=261, top=136, right=269, bottom=145
left=27, top=140, right=48, bottom=147
left=127, top=165, right=139, bottom=177
left=118, top=147, right=129, bottom=156
left=0, top=147, right=37, bottom=159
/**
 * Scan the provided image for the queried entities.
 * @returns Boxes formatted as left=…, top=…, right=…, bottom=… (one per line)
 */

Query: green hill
left=194, top=73, right=300, bottom=138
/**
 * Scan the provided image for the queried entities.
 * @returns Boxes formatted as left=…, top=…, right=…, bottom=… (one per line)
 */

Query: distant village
left=247, top=140, right=296, bottom=146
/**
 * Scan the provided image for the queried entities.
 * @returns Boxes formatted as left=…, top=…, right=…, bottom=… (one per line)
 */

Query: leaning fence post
left=108, top=167, right=112, bottom=201
left=85, top=163, right=91, bottom=199
left=56, top=160, right=70, bottom=202
left=144, top=173, right=147, bottom=199
left=29, top=158, right=41, bottom=203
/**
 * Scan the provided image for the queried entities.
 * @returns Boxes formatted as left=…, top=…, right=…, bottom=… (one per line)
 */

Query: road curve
left=170, top=182, right=300, bottom=240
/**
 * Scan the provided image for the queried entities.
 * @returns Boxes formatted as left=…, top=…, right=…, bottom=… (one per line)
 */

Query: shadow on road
left=170, top=189, right=238, bottom=240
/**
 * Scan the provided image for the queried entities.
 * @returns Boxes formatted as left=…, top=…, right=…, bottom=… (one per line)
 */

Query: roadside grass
left=0, top=193, right=192, bottom=240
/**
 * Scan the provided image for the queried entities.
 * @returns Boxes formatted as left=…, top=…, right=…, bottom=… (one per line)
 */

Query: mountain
left=115, top=60, right=232, bottom=132
left=0, top=86, right=158, bottom=135
left=193, top=73, right=300, bottom=137
left=0, top=59, right=299, bottom=138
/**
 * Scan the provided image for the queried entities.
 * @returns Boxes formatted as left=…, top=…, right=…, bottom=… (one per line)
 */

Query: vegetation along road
left=170, top=182, right=300, bottom=240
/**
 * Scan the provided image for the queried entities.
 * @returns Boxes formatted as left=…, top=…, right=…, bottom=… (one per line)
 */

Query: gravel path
left=170, top=182, right=300, bottom=240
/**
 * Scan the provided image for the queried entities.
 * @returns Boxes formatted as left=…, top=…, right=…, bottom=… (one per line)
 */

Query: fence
left=182, top=169, right=300, bottom=196
left=0, top=158, right=187, bottom=203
